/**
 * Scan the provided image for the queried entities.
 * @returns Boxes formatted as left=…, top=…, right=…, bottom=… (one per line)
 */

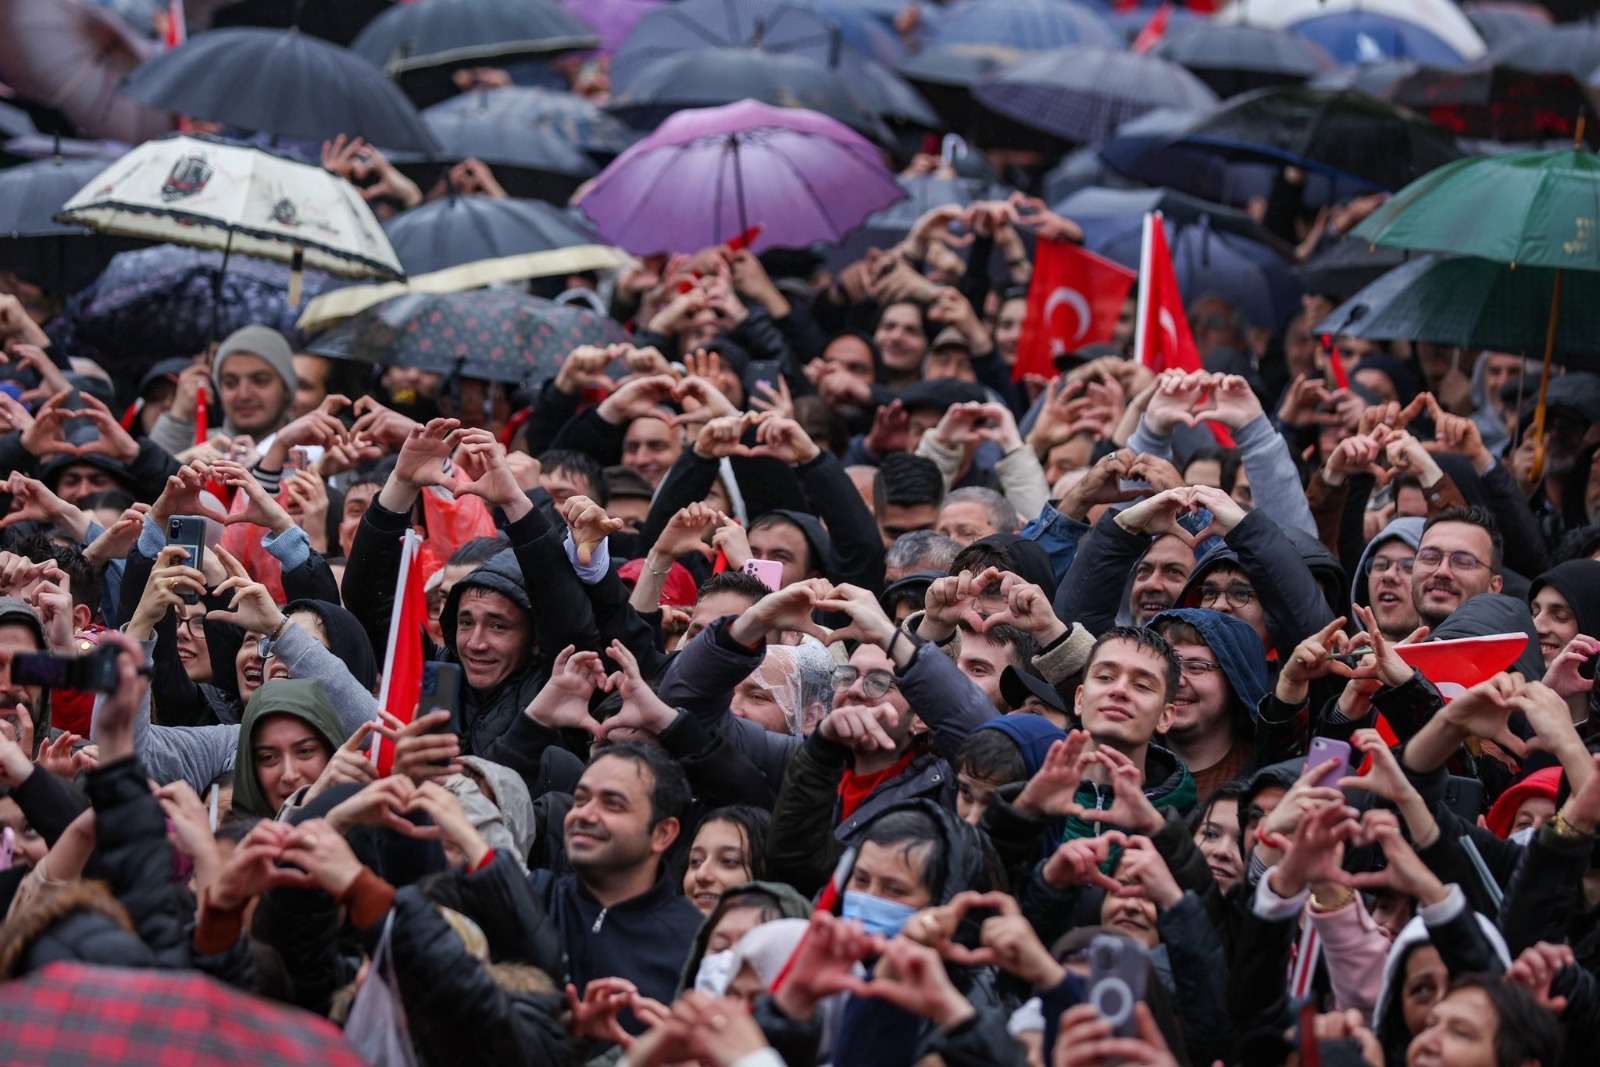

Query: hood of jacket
left=1373, top=909, right=1510, bottom=1040
left=439, top=549, right=533, bottom=658
left=763, top=509, right=835, bottom=582
left=283, top=598, right=378, bottom=692
left=437, top=549, right=551, bottom=753
left=1062, top=743, right=1195, bottom=843
left=1179, top=528, right=1345, bottom=651
left=1530, top=559, right=1600, bottom=639
left=851, top=798, right=1001, bottom=908
left=1150, top=607, right=1268, bottom=720
left=677, top=879, right=812, bottom=995
left=458, top=756, right=538, bottom=867
left=1351, top=517, right=1425, bottom=610
left=974, top=713, right=1068, bottom=775
left=1430, top=593, right=1545, bottom=682
left=232, top=677, right=346, bottom=818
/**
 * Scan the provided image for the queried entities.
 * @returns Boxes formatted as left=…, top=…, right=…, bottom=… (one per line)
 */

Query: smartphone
left=285, top=447, right=312, bottom=473
left=743, top=558, right=784, bottom=592
left=167, top=514, right=221, bottom=605
left=1087, top=934, right=1148, bottom=1039
left=743, top=359, right=784, bottom=399
left=1308, top=737, right=1352, bottom=788
left=1442, top=775, right=1486, bottom=823
left=420, top=662, right=462, bottom=724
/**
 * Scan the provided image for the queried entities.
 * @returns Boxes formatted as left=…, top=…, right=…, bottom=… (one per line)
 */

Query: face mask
left=694, top=949, right=738, bottom=996
left=841, top=890, right=918, bottom=938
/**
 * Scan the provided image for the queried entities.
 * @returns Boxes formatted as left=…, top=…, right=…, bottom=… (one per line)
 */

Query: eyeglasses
left=176, top=614, right=204, bottom=636
left=1413, top=549, right=1487, bottom=573
left=1197, top=582, right=1255, bottom=609
left=832, top=666, right=897, bottom=697
left=1365, top=556, right=1415, bottom=576
left=1180, top=658, right=1220, bottom=676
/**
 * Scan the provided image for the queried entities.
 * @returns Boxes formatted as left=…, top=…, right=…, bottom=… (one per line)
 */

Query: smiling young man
left=1353, top=517, right=1424, bottom=643
left=1149, top=609, right=1269, bottom=800
left=1409, top=506, right=1504, bottom=629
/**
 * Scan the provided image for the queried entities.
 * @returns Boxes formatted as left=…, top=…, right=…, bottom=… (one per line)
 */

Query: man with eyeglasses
left=1352, top=517, right=1424, bottom=643
left=1149, top=609, right=1269, bottom=800
left=1409, top=506, right=1504, bottom=629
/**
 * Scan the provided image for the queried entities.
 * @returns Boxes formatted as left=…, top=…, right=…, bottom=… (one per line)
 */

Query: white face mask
left=694, top=949, right=738, bottom=996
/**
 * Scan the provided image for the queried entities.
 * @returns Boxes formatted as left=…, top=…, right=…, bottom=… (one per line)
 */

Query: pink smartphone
left=0, top=827, right=13, bottom=871
left=743, top=558, right=784, bottom=592
left=1308, top=737, right=1352, bottom=787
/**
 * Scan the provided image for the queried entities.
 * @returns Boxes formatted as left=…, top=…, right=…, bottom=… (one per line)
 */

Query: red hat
left=617, top=557, right=699, bottom=608
left=1485, top=766, right=1563, bottom=839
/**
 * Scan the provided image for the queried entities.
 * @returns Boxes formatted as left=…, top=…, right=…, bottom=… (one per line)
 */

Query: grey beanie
left=0, top=598, right=45, bottom=650
left=214, top=324, right=296, bottom=397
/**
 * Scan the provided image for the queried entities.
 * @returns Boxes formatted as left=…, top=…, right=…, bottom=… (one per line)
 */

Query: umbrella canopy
left=1293, top=236, right=1414, bottom=303
left=350, top=0, right=600, bottom=76
left=1353, top=148, right=1600, bottom=271
left=929, top=0, right=1118, bottom=51
left=1217, top=0, right=1487, bottom=61
left=1173, top=86, right=1464, bottom=193
left=423, top=86, right=636, bottom=160
left=560, top=0, right=665, bottom=53
left=783, top=0, right=907, bottom=65
left=897, top=43, right=1024, bottom=132
left=0, top=156, right=149, bottom=292
left=120, top=27, right=436, bottom=152
left=1315, top=253, right=1600, bottom=365
left=611, top=0, right=847, bottom=89
left=1463, top=1, right=1550, bottom=50
left=0, top=100, right=35, bottom=139
left=854, top=60, right=941, bottom=128
left=1059, top=185, right=1301, bottom=329
left=1151, top=24, right=1333, bottom=99
left=0, top=0, right=173, bottom=143
left=207, top=0, right=396, bottom=46
left=57, top=134, right=404, bottom=280
left=382, top=194, right=614, bottom=274
left=307, top=289, right=628, bottom=382
left=1286, top=10, right=1472, bottom=66
left=1488, top=24, right=1600, bottom=81
left=606, top=48, right=889, bottom=142
left=974, top=46, right=1219, bottom=145
left=70, top=243, right=334, bottom=362
left=1386, top=65, right=1599, bottom=146
left=1309, top=59, right=1418, bottom=96
left=0, top=962, right=366, bottom=1066
left=579, top=99, right=904, bottom=255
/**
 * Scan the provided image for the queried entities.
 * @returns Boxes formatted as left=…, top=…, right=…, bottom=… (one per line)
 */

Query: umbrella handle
left=1527, top=268, right=1563, bottom=487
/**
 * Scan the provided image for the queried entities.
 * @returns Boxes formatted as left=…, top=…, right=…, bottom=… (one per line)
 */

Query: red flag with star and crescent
left=1012, top=240, right=1136, bottom=382
left=1135, top=211, right=1235, bottom=446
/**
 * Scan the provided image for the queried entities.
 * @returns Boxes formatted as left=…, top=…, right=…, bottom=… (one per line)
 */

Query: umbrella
left=1151, top=24, right=1333, bottom=99
left=391, top=92, right=600, bottom=204
left=1488, top=24, right=1600, bottom=81
left=1285, top=10, right=1473, bottom=66
left=1386, top=66, right=1599, bottom=147
left=1463, top=1, right=1550, bottom=50
left=350, top=0, right=600, bottom=104
left=578, top=98, right=904, bottom=255
left=1173, top=86, right=1464, bottom=193
left=307, top=289, right=628, bottom=383
left=1293, top=236, right=1413, bottom=303
left=206, top=0, right=397, bottom=46
left=1216, top=0, right=1487, bottom=61
left=854, top=60, right=942, bottom=129
left=57, top=134, right=404, bottom=280
left=559, top=0, right=665, bottom=53
left=1314, top=253, right=1600, bottom=365
left=1103, top=4, right=1210, bottom=44
left=929, top=0, right=1118, bottom=51
left=973, top=46, right=1219, bottom=145
left=70, top=243, right=334, bottom=364
left=783, top=0, right=908, bottom=65
left=611, top=0, right=848, bottom=89
left=1059, top=185, right=1301, bottom=329
left=0, top=962, right=366, bottom=1066
left=0, top=0, right=173, bottom=143
left=820, top=173, right=980, bottom=269
left=120, top=27, right=436, bottom=152
left=1308, top=59, right=1418, bottom=96
left=0, top=156, right=148, bottom=292
left=423, top=86, right=636, bottom=161
left=897, top=43, right=1024, bottom=133
left=0, top=99, right=35, bottom=139
left=606, top=48, right=889, bottom=142
left=382, top=194, right=620, bottom=274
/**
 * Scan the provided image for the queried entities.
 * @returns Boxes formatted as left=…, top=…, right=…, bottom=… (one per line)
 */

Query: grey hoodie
left=1350, top=516, right=1425, bottom=611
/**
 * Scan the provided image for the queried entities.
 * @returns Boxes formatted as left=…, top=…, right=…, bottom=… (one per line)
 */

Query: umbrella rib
left=601, top=147, right=704, bottom=248
left=762, top=133, right=866, bottom=241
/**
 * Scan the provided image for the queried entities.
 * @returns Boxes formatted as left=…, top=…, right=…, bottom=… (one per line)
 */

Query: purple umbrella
left=576, top=98, right=904, bottom=255
left=562, top=0, right=664, bottom=52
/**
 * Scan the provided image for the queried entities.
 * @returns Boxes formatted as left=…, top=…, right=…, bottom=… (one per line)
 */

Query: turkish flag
left=1131, top=2, right=1174, bottom=54
left=1134, top=212, right=1203, bottom=376
left=1013, top=240, right=1136, bottom=381
left=1395, top=633, right=1530, bottom=701
left=371, top=530, right=428, bottom=775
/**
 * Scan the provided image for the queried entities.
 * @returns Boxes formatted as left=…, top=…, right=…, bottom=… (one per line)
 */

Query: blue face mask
left=841, top=890, right=918, bottom=938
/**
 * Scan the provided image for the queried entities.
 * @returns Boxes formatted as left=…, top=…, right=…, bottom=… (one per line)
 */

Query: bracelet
left=265, top=615, right=290, bottom=644
left=1310, top=886, right=1355, bottom=913
left=645, top=557, right=673, bottom=578
left=888, top=629, right=910, bottom=661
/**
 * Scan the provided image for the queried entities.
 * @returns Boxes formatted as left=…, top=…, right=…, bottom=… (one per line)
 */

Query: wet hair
left=76, top=489, right=136, bottom=515
left=1085, top=626, right=1182, bottom=704
left=874, top=453, right=945, bottom=512
left=538, top=448, right=608, bottom=507
left=885, top=529, right=961, bottom=575
left=957, top=729, right=1028, bottom=786
left=14, top=534, right=97, bottom=613
left=593, top=741, right=692, bottom=830
left=859, top=808, right=945, bottom=901
left=948, top=541, right=1010, bottom=576
left=1553, top=523, right=1600, bottom=565
left=1423, top=505, right=1503, bottom=573
left=448, top=535, right=511, bottom=568
left=1445, top=974, right=1562, bottom=1067
left=692, top=805, right=772, bottom=882
left=941, top=487, right=1021, bottom=535
left=696, top=570, right=771, bottom=607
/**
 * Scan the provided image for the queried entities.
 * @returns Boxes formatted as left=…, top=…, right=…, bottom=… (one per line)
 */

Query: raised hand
left=1, top=472, right=86, bottom=539
left=857, top=936, right=977, bottom=1031
left=524, top=646, right=607, bottom=736
left=1040, top=831, right=1129, bottom=892
left=453, top=430, right=531, bottom=521
left=978, top=893, right=1066, bottom=988
left=819, top=583, right=901, bottom=654
left=281, top=818, right=367, bottom=898
left=207, top=820, right=314, bottom=910
left=390, top=709, right=464, bottom=783
left=1345, top=809, right=1449, bottom=907
left=1142, top=370, right=1212, bottom=435
left=212, top=460, right=293, bottom=532
left=1201, top=373, right=1265, bottom=430
left=1080, top=747, right=1165, bottom=836
left=1266, top=798, right=1358, bottom=899
left=746, top=416, right=821, bottom=466
left=405, top=780, right=491, bottom=867
left=1117, top=835, right=1183, bottom=909
left=304, top=720, right=382, bottom=805
left=649, top=503, right=722, bottom=563
left=567, top=976, right=641, bottom=1049
left=818, top=702, right=902, bottom=753
left=390, top=418, right=465, bottom=497
left=1053, top=1002, right=1181, bottom=1067
left=1059, top=450, right=1142, bottom=522
left=694, top=411, right=763, bottom=460
left=771, top=911, right=877, bottom=1021
left=1014, top=732, right=1098, bottom=819
left=208, top=546, right=288, bottom=636
left=595, top=639, right=678, bottom=741
left=562, top=495, right=624, bottom=565
left=729, top=578, right=834, bottom=645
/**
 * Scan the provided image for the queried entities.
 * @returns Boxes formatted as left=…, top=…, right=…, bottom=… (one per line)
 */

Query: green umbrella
left=1314, top=254, right=1600, bottom=368
left=1351, top=147, right=1600, bottom=270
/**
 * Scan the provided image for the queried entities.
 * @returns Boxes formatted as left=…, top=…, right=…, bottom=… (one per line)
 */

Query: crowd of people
left=3, top=121, right=1600, bottom=1067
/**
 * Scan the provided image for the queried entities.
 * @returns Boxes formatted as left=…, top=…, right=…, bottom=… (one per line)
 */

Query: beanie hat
left=1485, top=766, right=1562, bottom=839
left=214, top=325, right=296, bottom=397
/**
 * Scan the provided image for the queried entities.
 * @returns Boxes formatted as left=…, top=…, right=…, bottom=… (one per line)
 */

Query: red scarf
left=837, top=750, right=918, bottom=820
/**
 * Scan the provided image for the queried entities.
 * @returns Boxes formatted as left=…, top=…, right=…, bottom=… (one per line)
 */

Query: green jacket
left=231, top=678, right=346, bottom=818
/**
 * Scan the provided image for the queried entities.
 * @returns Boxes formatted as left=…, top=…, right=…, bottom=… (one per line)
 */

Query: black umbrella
left=1293, top=236, right=1413, bottom=304
left=1487, top=24, right=1600, bottom=80
left=973, top=45, right=1218, bottom=145
left=208, top=0, right=396, bottom=46
left=1151, top=24, right=1333, bottom=98
left=1462, top=2, right=1549, bottom=50
left=1309, top=59, right=1418, bottom=96
left=852, top=58, right=942, bottom=129
left=351, top=0, right=600, bottom=107
left=120, top=27, right=437, bottom=152
left=423, top=86, right=635, bottom=160
left=381, top=195, right=604, bottom=274
left=0, top=100, right=35, bottom=139
left=389, top=91, right=599, bottom=203
left=606, top=48, right=890, bottom=142
left=897, top=43, right=1028, bottom=136
left=0, top=156, right=147, bottom=293
left=1174, top=86, right=1464, bottom=193
left=1387, top=65, right=1600, bottom=146
left=611, top=0, right=844, bottom=90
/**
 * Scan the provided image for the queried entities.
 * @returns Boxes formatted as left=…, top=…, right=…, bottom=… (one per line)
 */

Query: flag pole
left=1132, top=211, right=1154, bottom=369
left=371, top=530, right=417, bottom=764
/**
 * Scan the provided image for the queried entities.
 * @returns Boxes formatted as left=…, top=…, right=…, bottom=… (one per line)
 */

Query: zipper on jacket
left=592, top=907, right=608, bottom=934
